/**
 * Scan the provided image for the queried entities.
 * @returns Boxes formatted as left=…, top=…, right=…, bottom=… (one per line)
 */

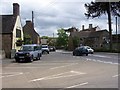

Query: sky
left=0, top=0, right=119, bottom=37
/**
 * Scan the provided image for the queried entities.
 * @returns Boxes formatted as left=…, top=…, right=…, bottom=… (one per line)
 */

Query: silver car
left=82, top=46, right=94, bottom=54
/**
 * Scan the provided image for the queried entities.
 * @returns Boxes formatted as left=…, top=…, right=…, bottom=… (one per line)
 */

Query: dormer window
left=16, top=29, right=21, bottom=38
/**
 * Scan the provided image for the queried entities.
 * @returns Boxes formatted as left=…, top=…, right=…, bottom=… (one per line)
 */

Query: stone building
left=0, top=3, right=24, bottom=58
left=67, top=24, right=109, bottom=50
left=23, top=20, right=40, bottom=44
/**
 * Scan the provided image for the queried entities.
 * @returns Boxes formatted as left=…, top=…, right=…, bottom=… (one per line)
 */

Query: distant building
left=0, top=3, right=24, bottom=58
left=41, top=39, right=48, bottom=44
left=23, top=20, right=41, bottom=44
left=67, top=24, right=109, bottom=50
left=112, top=34, right=120, bottom=51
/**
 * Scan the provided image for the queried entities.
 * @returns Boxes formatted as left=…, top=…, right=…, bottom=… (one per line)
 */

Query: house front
left=23, top=20, right=41, bottom=44
left=0, top=3, right=23, bottom=58
left=67, top=24, right=109, bottom=50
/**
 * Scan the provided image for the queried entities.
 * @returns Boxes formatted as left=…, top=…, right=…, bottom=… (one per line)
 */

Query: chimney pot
left=26, top=20, right=32, bottom=23
left=82, top=25, right=84, bottom=30
left=89, top=24, right=92, bottom=29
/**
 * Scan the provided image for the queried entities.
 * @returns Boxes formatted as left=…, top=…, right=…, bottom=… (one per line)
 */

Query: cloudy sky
left=1, top=0, right=119, bottom=37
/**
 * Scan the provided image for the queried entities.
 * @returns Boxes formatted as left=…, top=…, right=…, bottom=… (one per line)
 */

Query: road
left=1, top=50, right=119, bottom=89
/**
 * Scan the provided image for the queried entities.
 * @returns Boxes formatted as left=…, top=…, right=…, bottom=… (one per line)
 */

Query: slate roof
left=0, top=15, right=16, bottom=34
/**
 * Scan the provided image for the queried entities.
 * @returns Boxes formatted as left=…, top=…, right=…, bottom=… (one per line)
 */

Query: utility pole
left=32, top=11, right=34, bottom=28
left=53, top=33, right=55, bottom=46
left=115, top=16, right=118, bottom=51
left=116, top=16, right=117, bottom=35
left=53, top=33, right=54, bottom=38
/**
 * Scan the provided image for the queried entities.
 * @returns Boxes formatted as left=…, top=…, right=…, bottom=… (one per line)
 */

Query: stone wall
left=2, top=34, right=12, bottom=58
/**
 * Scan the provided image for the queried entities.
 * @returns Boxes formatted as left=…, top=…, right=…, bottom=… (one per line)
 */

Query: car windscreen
left=42, top=46, right=48, bottom=48
left=21, top=46, right=34, bottom=51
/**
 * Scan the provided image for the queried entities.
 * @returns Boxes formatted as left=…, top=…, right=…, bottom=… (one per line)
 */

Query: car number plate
left=19, top=56, right=24, bottom=58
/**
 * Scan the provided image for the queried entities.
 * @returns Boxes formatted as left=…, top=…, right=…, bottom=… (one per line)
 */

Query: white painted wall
left=12, top=16, right=23, bottom=51
left=41, top=39, right=48, bottom=44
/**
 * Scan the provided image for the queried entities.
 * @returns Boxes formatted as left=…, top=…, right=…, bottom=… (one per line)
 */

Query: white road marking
left=29, top=71, right=86, bottom=82
left=85, top=58, right=118, bottom=65
left=97, top=60, right=106, bottom=63
left=50, top=63, right=78, bottom=70
left=112, top=74, right=120, bottom=78
left=0, top=72, right=23, bottom=78
left=86, top=58, right=91, bottom=61
left=4, top=67, right=43, bottom=68
left=103, top=61, right=114, bottom=64
left=90, top=55, right=111, bottom=58
left=66, top=82, right=88, bottom=88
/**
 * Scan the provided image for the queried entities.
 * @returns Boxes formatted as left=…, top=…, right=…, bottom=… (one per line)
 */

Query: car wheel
left=15, top=59, right=20, bottom=63
left=37, top=54, right=40, bottom=60
left=86, top=53, right=88, bottom=56
left=42, top=51, right=48, bottom=54
left=30, top=55, right=33, bottom=62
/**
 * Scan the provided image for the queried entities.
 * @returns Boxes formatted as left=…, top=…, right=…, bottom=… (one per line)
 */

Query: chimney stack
left=82, top=25, right=84, bottom=30
left=89, top=24, right=92, bottom=29
left=13, top=3, right=20, bottom=17
left=26, top=20, right=32, bottom=25
left=26, top=20, right=34, bottom=29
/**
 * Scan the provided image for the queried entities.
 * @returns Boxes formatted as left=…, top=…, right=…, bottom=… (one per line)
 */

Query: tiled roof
left=0, top=15, right=16, bottom=34
left=23, top=21, right=39, bottom=37
left=71, top=30, right=109, bottom=38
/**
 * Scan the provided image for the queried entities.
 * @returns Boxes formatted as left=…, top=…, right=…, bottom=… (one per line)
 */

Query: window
left=34, top=46, right=38, bottom=51
left=16, top=29, right=21, bottom=38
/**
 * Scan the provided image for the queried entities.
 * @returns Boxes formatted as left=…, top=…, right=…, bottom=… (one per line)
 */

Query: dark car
left=49, top=46, right=56, bottom=51
left=73, top=47, right=89, bottom=56
left=14, top=44, right=42, bottom=62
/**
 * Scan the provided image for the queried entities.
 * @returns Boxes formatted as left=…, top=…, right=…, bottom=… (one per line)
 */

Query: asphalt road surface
left=1, top=50, right=119, bottom=89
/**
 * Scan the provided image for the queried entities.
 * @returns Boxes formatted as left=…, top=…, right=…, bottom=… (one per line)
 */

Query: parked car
left=14, top=44, right=42, bottom=62
left=82, top=46, right=94, bottom=54
left=42, top=44, right=49, bottom=54
left=49, top=46, right=56, bottom=51
left=73, top=46, right=89, bottom=56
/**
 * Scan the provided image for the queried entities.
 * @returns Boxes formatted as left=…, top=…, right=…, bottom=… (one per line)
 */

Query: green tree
left=24, top=34, right=32, bottom=44
left=84, top=1, right=120, bottom=51
left=72, top=36, right=80, bottom=49
left=41, top=36, right=49, bottom=39
left=56, top=28, right=68, bottom=49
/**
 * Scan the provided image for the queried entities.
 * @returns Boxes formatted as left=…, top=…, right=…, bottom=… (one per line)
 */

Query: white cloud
left=0, top=0, right=117, bottom=37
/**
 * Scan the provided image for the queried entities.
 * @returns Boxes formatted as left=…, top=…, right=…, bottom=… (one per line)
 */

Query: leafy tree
left=24, top=34, right=32, bottom=44
left=56, top=28, right=68, bottom=49
left=84, top=1, right=120, bottom=51
left=48, top=38, right=55, bottom=46
left=41, top=36, right=49, bottom=39
left=72, top=36, right=80, bottom=49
